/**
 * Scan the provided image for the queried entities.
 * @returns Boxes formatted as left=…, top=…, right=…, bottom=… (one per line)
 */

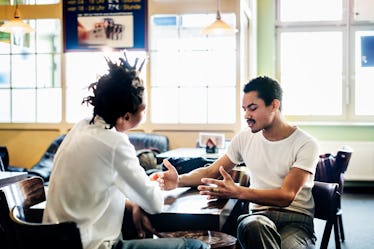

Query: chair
left=313, top=181, right=340, bottom=249
left=315, top=146, right=353, bottom=242
left=0, top=176, right=46, bottom=249
left=10, top=205, right=83, bottom=249
left=128, top=132, right=169, bottom=154
left=0, top=156, right=5, bottom=171
left=0, top=177, right=46, bottom=248
left=0, top=146, right=10, bottom=171
left=0, top=176, right=83, bottom=249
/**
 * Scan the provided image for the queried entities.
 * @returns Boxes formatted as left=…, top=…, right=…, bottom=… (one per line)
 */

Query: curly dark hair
left=82, top=51, right=146, bottom=129
left=243, top=76, right=283, bottom=111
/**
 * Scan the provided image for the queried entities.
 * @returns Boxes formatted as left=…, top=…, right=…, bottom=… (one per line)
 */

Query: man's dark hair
left=243, top=76, right=283, bottom=111
left=82, top=52, right=146, bottom=129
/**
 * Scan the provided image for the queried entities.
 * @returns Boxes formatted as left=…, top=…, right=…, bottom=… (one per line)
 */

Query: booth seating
left=1, top=132, right=170, bottom=184
left=128, top=132, right=169, bottom=174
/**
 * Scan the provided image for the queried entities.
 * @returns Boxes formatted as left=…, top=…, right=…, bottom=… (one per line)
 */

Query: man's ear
left=272, top=99, right=281, bottom=111
left=124, top=113, right=130, bottom=121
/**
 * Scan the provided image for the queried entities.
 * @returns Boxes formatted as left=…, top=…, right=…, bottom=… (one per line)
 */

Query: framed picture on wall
left=198, top=132, right=225, bottom=149
left=63, top=0, right=147, bottom=51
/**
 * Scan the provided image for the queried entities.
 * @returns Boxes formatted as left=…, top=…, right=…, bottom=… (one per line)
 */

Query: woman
left=43, top=52, right=208, bottom=249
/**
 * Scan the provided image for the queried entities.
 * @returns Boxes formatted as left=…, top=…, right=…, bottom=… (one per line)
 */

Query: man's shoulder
left=294, top=127, right=317, bottom=142
left=292, top=128, right=319, bottom=153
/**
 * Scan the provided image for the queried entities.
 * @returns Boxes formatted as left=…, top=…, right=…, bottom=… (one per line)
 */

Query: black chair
left=0, top=146, right=10, bottom=171
left=313, top=181, right=341, bottom=249
left=26, top=133, right=169, bottom=181
left=0, top=176, right=46, bottom=249
left=0, top=156, right=5, bottom=172
left=10, top=206, right=83, bottom=249
left=128, top=132, right=169, bottom=154
left=315, top=146, right=353, bottom=243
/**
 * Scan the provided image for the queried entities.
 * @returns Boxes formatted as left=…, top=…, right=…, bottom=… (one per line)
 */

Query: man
left=43, top=52, right=208, bottom=249
left=159, top=76, right=319, bottom=249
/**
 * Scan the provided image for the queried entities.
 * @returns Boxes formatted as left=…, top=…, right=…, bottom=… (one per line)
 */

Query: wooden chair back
left=0, top=176, right=46, bottom=249
left=10, top=206, right=83, bottom=249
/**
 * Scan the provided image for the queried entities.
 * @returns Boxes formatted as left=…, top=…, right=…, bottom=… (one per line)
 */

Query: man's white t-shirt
left=43, top=117, right=164, bottom=249
left=226, top=128, right=319, bottom=217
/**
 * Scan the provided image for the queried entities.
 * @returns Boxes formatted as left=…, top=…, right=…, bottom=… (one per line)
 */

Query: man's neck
left=262, top=119, right=296, bottom=141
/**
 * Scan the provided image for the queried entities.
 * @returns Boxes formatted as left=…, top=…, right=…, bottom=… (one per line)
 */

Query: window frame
left=142, top=0, right=248, bottom=132
left=149, top=13, right=237, bottom=125
left=275, top=0, right=374, bottom=124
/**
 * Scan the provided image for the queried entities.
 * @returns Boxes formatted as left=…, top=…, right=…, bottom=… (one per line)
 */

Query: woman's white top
left=43, top=117, right=163, bottom=249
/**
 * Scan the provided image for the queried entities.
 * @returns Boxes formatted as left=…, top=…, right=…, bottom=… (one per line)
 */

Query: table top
left=32, top=187, right=237, bottom=219
left=150, top=187, right=239, bottom=233
left=157, top=147, right=226, bottom=160
left=161, top=187, right=236, bottom=214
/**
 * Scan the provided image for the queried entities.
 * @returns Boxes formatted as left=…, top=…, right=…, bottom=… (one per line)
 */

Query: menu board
left=63, top=0, right=147, bottom=51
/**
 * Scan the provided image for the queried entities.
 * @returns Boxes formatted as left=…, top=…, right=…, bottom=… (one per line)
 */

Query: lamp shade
left=202, top=0, right=237, bottom=36
left=202, top=18, right=237, bottom=36
left=0, top=6, right=34, bottom=34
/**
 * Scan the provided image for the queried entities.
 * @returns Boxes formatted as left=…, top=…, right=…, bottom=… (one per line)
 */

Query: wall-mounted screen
left=63, top=0, right=147, bottom=51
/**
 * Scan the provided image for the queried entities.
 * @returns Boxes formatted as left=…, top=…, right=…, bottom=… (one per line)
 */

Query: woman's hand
left=126, top=200, right=156, bottom=238
left=197, top=166, right=239, bottom=199
left=158, top=159, right=179, bottom=190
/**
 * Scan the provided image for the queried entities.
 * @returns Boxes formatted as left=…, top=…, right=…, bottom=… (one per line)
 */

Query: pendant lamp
left=0, top=4, right=34, bottom=34
left=202, top=0, right=238, bottom=36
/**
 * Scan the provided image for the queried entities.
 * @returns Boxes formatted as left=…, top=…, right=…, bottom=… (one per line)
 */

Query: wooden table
left=148, top=187, right=242, bottom=236
left=0, top=172, right=28, bottom=188
left=33, top=184, right=244, bottom=237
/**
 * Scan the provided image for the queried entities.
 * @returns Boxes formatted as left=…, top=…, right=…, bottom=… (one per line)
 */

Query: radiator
left=319, top=141, right=374, bottom=181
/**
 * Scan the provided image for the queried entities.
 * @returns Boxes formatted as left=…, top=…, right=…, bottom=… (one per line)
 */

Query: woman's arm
left=159, top=155, right=236, bottom=190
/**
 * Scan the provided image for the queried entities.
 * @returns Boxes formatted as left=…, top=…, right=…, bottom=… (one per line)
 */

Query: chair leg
left=337, top=213, right=345, bottom=242
left=333, top=219, right=341, bottom=249
left=320, top=222, right=333, bottom=249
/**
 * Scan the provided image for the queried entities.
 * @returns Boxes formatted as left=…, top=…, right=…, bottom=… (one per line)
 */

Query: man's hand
left=197, top=166, right=239, bottom=199
left=158, top=159, right=179, bottom=190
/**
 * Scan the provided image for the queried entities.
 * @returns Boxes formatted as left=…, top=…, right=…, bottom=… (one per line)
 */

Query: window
left=0, top=18, right=61, bottom=123
left=276, top=0, right=374, bottom=122
left=0, top=0, right=61, bottom=123
left=65, top=51, right=147, bottom=123
left=150, top=14, right=237, bottom=124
